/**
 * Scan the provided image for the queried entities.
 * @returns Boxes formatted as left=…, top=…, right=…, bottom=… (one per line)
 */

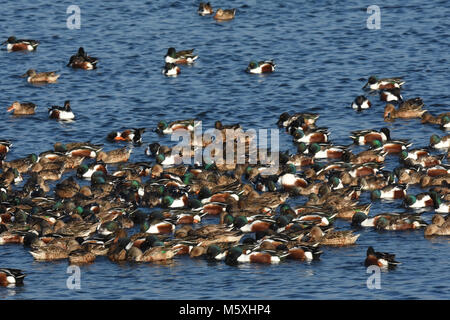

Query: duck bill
left=20, top=73, right=28, bottom=78
left=362, top=82, right=369, bottom=89
left=7, top=105, right=14, bottom=112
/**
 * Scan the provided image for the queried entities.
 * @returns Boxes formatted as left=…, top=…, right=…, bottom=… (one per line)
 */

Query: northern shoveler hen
left=0, top=268, right=26, bottom=286
left=198, top=2, right=214, bottom=15
left=246, top=61, right=276, bottom=74
left=165, top=48, right=198, bottom=64
left=363, top=76, right=405, bottom=90
left=48, top=101, right=75, bottom=120
left=364, top=246, right=401, bottom=269
left=2, top=36, right=39, bottom=51
left=213, top=8, right=236, bottom=21
left=96, top=147, right=132, bottom=163
left=22, top=69, right=60, bottom=83
left=351, top=95, right=371, bottom=111
left=162, top=63, right=180, bottom=76
left=107, top=128, right=146, bottom=144
left=384, top=98, right=426, bottom=121
left=7, top=101, right=37, bottom=115
left=67, top=47, right=98, bottom=70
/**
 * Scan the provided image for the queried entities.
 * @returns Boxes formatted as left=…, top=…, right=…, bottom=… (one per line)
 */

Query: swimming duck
left=7, top=101, right=37, bottom=115
left=96, top=147, right=132, bottom=163
left=363, top=76, right=405, bottom=90
left=156, top=119, right=197, bottom=134
left=307, top=226, right=360, bottom=246
left=424, top=223, right=450, bottom=236
left=246, top=61, right=276, bottom=74
left=107, top=128, right=146, bottom=144
left=404, top=193, right=434, bottom=209
left=198, top=2, right=214, bottom=15
left=224, top=246, right=288, bottom=265
left=213, top=8, right=236, bottom=21
left=68, top=248, right=96, bottom=265
left=162, top=63, right=180, bottom=76
left=350, top=128, right=391, bottom=145
left=22, top=69, right=60, bottom=83
left=351, top=95, right=371, bottom=111
left=0, top=140, right=12, bottom=160
left=430, top=134, right=449, bottom=149
left=374, top=214, right=427, bottom=231
left=384, top=99, right=426, bottom=121
left=364, top=246, right=401, bottom=269
left=379, top=88, right=403, bottom=102
left=2, top=36, right=39, bottom=51
left=48, top=100, right=75, bottom=120
left=2, top=153, right=39, bottom=173
left=370, top=139, right=411, bottom=154
left=0, top=268, right=26, bottom=287
left=370, top=184, right=407, bottom=200
left=277, top=112, right=320, bottom=129
left=165, top=48, right=198, bottom=64
left=67, top=47, right=98, bottom=70
left=292, top=128, right=329, bottom=144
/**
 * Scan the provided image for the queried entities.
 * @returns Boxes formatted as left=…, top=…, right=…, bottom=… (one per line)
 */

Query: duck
left=370, top=139, right=411, bottom=154
left=374, top=214, right=427, bottom=231
left=380, top=88, right=403, bottom=102
left=429, top=134, right=449, bottom=149
left=7, top=101, right=37, bottom=115
left=424, top=214, right=450, bottom=236
left=162, top=63, right=180, bottom=76
left=213, top=8, right=236, bottom=21
left=164, top=48, right=198, bottom=64
left=351, top=95, right=371, bottom=111
left=198, top=2, right=213, bottom=15
left=350, top=128, right=391, bottom=145
left=370, top=184, right=407, bottom=200
left=2, top=36, right=39, bottom=51
left=156, top=119, right=197, bottom=134
left=404, top=193, right=434, bottom=209
left=351, top=211, right=396, bottom=228
left=67, top=47, right=98, bottom=70
left=2, top=153, right=39, bottom=173
left=277, top=112, right=320, bottom=129
left=68, top=249, right=96, bottom=264
left=77, top=162, right=108, bottom=179
left=22, top=69, right=60, bottom=83
left=224, top=246, right=288, bottom=265
left=307, top=226, right=360, bottom=246
left=292, top=127, right=329, bottom=144
left=0, top=140, right=12, bottom=160
left=384, top=99, right=426, bottom=121
left=96, top=147, right=132, bottom=163
left=421, top=112, right=450, bottom=125
left=48, top=100, right=75, bottom=120
left=246, top=61, right=276, bottom=74
left=363, top=76, right=405, bottom=90
left=364, top=246, right=401, bottom=269
left=0, top=268, right=26, bottom=287
left=107, top=128, right=146, bottom=144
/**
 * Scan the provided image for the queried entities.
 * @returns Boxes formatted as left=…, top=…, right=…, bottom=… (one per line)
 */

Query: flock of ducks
left=0, top=8, right=449, bottom=289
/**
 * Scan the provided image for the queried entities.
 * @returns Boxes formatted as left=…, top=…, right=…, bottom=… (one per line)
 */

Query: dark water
left=1, top=0, right=449, bottom=299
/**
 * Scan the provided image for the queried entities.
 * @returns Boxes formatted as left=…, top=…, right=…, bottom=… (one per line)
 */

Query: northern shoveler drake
left=107, top=128, right=146, bottom=144
left=370, top=184, right=407, bottom=200
left=48, top=100, right=75, bottom=120
left=351, top=211, right=394, bottom=228
left=22, top=69, right=60, bottom=83
left=96, top=147, right=132, bottom=163
left=162, top=62, right=180, bottom=76
left=165, top=48, right=198, bottom=64
left=370, top=139, right=411, bottom=154
left=77, top=162, right=108, bottom=179
left=430, top=192, right=450, bottom=214
left=246, top=60, right=276, bottom=74
left=363, top=76, right=405, bottom=90
left=213, top=8, right=236, bottom=21
left=292, top=128, right=329, bottom=144
left=430, top=134, right=450, bottom=149
left=224, top=246, right=288, bottom=265
left=384, top=98, right=426, bottom=121
left=0, top=140, right=12, bottom=160
left=379, top=88, right=403, bottom=102
left=2, top=36, right=39, bottom=51
left=141, top=218, right=175, bottom=235
left=400, top=150, right=443, bottom=168
left=287, top=245, right=323, bottom=262
left=350, top=127, right=391, bottom=145
left=67, top=47, right=98, bottom=70
left=307, top=226, right=360, bottom=246
left=351, top=95, right=371, bottom=111
left=364, top=246, right=401, bottom=269
left=404, top=192, right=434, bottom=209
left=0, top=268, right=26, bottom=287
left=198, top=2, right=214, bottom=15
left=156, top=119, right=197, bottom=134
left=7, top=101, right=37, bottom=115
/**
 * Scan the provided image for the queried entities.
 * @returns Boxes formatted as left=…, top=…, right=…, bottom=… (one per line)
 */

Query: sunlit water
left=0, top=0, right=449, bottom=300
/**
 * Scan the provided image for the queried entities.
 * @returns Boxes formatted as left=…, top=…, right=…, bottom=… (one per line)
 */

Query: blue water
left=1, top=0, right=449, bottom=299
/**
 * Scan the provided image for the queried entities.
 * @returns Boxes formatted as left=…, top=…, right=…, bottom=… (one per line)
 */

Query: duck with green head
left=246, top=60, right=276, bottom=74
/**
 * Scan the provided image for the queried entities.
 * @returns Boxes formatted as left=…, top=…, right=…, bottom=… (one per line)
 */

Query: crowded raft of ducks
left=1, top=9, right=449, bottom=288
